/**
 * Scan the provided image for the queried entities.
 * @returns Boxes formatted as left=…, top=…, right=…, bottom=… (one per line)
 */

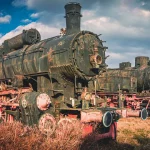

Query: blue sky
left=0, top=0, right=150, bottom=68
left=0, top=0, right=37, bottom=34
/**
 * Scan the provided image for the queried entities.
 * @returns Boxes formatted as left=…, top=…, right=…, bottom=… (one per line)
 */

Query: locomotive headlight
left=36, top=93, right=51, bottom=111
left=90, top=54, right=102, bottom=68
left=95, top=54, right=102, bottom=65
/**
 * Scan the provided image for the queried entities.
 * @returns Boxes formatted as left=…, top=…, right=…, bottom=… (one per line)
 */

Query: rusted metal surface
left=135, top=56, right=149, bottom=68
left=92, top=56, right=150, bottom=118
left=0, top=29, right=41, bottom=56
left=65, top=2, right=81, bottom=35
left=0, top=87, right=32, bottom=96
left=95, top=69, right=137, bottom=93
left=116, top=108, right=148, bottom=120
left=0, top=2, right=120, bottom=141
left=95, top=123, right=117, bottom=140
left=38, top=113, right=56, bottom=135
left=82, top=122, right=117, bottom=140
left=81, top=110, right=103, bottom=123
left=119, top=62, right=131, bottom=70
left=36, top=93, right=51, bottom=110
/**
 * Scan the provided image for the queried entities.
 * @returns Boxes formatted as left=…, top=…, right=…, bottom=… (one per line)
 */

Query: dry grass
left=0, top=118, right=150, bottom=150
left=0, top=120, right=82, bottom=150
left=117, top=118, right=150, bottom=150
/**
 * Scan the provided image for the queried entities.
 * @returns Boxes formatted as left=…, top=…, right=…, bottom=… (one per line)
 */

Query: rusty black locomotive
left=0, top=3, right=119, bottom=140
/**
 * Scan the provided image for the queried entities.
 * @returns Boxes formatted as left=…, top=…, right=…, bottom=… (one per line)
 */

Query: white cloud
left=82, top=9, right=96, bottom=20
left=106, top=51, right=135, bottom=68
left=105, top=45, right=150, bottom=68
left=81, top=8, right=150, bottom=40
left=0, top=15, right=11, bottom=23
left=21, top=19, right=32, bottom=23
left=139, top=9, right=150, bottom=17
left=82, top=16, right=147, bottom=39
left=0, top=22, right=60, bottom=44
left=141, top=2, right=146, bottom=6
left=107, top=52, right=125, bottom=59
left=132, top=8, right=150, bottom=18
left=30, top=13, right=39, bottom=18
left=30, top=12, right=43, bottom=18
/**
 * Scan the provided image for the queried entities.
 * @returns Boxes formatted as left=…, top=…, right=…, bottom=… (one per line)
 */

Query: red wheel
left=57, top=118, right=74, bottom=131
left=56, top=118, right=77, bottom=138
left=38, top=113, right=56, bottom=135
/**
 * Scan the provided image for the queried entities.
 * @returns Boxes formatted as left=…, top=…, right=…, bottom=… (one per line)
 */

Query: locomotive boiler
left=0, top=2, right=119, bottom=140
left=91, top=56, right=150, bottom=118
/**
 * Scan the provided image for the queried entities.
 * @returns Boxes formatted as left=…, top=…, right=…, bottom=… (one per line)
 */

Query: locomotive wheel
left=57, top=118, right=74, bottom=130
left=38, top=113, right=56, bottom=135
left=56, top=118, right=76, bottom=137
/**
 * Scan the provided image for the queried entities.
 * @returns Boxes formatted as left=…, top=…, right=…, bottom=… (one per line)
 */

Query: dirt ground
left=0, top=118, right=150, bottom=150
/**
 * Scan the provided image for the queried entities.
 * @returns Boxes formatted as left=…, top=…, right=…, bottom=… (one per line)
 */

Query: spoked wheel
left=38, top=113, right=56, bottom=136
left=56, top=118, right=76, bottom=137
left=57, top=118, right=74, bottom=130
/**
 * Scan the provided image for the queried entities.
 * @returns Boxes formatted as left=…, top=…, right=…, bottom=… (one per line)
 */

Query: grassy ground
left=117, top=118, right=150, bottom=150
left=0, top=118, right=150, bottom=150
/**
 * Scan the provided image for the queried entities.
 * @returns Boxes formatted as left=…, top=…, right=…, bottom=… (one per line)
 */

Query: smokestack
left=64, top=2, right=82, bottom=35
left=135, top=56, right=149, bottom=68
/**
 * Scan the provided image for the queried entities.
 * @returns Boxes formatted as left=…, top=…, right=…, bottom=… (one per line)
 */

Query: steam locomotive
left=0, top=3, right=119, bottom=140
left=91, top=56, right=149, bottom=118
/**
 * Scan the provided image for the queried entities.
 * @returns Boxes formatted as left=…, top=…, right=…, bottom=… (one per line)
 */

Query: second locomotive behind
left=92, top=56, right=150, bottom=118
